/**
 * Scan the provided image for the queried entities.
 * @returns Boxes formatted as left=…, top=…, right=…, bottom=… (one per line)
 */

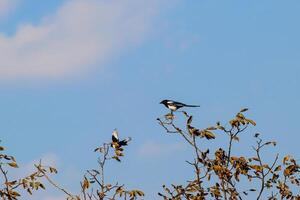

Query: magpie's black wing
left=172, top=100, right=199, bottom=107
left=170, top=100, right=187, bottom=107
left=118, top=137, right=132, bottom=146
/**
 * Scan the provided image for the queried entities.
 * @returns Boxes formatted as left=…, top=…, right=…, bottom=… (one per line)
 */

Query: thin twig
left=35, top=164, right=74, bottom=198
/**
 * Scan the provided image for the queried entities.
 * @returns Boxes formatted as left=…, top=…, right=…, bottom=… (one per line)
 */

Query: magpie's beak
left=159, top=101, right=163, bottom=104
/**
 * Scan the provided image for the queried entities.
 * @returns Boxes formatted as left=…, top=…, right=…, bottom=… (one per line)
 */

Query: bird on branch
left=111, top=129, right=131, bottom=149
left=160, top=99, right=200, bottom=112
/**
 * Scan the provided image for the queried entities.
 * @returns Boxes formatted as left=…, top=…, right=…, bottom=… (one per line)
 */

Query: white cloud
left=138, top=140, right=185, bottom=157
left=0, top=0, right=164, bottom=80
left=0, top=0, right=17, bottom=17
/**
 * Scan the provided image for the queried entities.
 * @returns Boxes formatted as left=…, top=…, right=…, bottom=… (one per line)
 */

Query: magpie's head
left=160, top=99, right=168, bottom=106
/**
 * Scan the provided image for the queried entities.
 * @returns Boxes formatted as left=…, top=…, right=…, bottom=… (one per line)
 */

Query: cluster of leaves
left=2, top=106, right=300, bottom=200
left=95, top=141, right=125, bottom=163
left=157, top=109, right=300, bottom=200
left=1, top=136, right=143, bottom=200
left=76, top=142, right=144, bottom=200
left=0, top=142, right=55, bottom=200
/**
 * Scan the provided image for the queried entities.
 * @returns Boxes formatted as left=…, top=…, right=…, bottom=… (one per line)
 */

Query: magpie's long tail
left=185, top=104, right=200, bottom=107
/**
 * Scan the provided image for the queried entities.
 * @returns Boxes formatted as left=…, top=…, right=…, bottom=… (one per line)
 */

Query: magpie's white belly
left=168, top=105, right=177, bottom=111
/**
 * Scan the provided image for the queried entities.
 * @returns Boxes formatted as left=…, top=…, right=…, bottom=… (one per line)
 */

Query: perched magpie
left=160, top=99, right=200, bottom=112
left=111, top=129, right=131, bottom=148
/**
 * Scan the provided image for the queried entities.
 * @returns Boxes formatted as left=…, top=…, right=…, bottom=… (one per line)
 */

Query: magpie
left=111, top=129, right=132, bottom=149
left=160, top=99, right=200, bottom=112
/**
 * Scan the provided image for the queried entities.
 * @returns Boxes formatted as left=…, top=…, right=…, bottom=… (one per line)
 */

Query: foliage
left=75, top=141, right=144, bottom=200
left=1, top=107, right=300, bottom=200
left=0, top=137, right=144, bottom=200
left=157, top=109, right=300, bottom=200
left=0, top=141, right=54, bottom=199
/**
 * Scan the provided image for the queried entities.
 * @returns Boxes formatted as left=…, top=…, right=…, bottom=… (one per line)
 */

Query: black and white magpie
left=160, top=99, right=200, bottom=112
left=111, top=129, right=131, bottom=148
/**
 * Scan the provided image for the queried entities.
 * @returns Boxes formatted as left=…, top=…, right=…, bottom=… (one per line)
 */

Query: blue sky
left=0, top=0, right=300, bottom=199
